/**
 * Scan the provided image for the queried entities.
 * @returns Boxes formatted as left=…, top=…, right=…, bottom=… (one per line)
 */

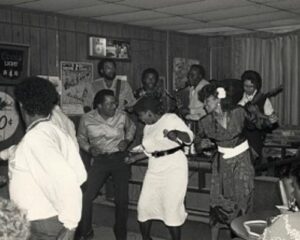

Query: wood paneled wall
left=0, top=6, right=210, bottom=91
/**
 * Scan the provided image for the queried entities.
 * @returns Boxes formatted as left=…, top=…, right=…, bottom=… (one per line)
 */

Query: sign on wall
left=0, top=43, right=30, bottom=85
left=60, top=61, right=93, bottom=115
left=0, top=85, right=25, bottom=151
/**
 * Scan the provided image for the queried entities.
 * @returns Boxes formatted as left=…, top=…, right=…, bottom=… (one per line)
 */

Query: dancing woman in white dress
left=125, top=96, right=194, bottom=240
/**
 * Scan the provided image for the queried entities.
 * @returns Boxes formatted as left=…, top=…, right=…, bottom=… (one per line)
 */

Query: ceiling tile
left=249, top=0, right=283, bottom=3
left=59, top=3, right=138, bottom=17
left=246, top=18, right=300, bottom=29
left=267, top=0, right=300, bottom=10
left=189, top=4, right=276, bottom=21
left=16, top=0, right=104, bottom=12
left=0, top=0, right=39, bottom=4
left=260, top=24, right=300, bottom=33
left=155, top=22, right=219, bottom=31
left=95, top=10, right=169, bottom=22
left=212, top=11, right=293, bottom=26
left=157, top=0, right=251, bottom=15
left=113, top=0, right=202, bottom=9
left=131, top=16, right=197, bottom=27
left=180, top=26, right=240, bottom=34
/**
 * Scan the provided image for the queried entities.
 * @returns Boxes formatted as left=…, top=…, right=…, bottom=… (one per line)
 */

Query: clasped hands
left=124, top=152, right=147, bottom=164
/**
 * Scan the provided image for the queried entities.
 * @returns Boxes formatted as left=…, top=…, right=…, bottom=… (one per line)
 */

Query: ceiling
left=1, top=0, right=300, bottom=36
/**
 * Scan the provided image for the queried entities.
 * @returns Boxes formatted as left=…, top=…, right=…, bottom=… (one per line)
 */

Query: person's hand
left=88, top=146, right=102, bottom=157
left=118, top=140, right=130, bottom=152
left=124, top=154, right=137, bottom=164
left=268, top=113, right=278, bottom=124
left=0, top=175, right=7, bottom=188
left=180, top=108, right=190, bottom=117
left=56, top=227, right=75, bottom=240
left=163, top=129, right=178, bottom=142
left=246, top=103, right=260, bottom=114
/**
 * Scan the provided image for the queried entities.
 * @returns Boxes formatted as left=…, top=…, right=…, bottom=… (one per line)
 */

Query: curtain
left=231, top=35, right=299, bottom=126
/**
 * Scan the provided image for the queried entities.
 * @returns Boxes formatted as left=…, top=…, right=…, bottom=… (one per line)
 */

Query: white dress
left=137, top=113, right=194, bottom=226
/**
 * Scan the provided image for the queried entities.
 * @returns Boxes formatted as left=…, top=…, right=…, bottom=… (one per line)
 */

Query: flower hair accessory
left=216, top=87, right=226, bottom=99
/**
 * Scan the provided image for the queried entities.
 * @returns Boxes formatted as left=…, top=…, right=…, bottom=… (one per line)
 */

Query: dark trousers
left=30, top=216, right=64, bottom=240
left=79, top=152, right=130, bottom=240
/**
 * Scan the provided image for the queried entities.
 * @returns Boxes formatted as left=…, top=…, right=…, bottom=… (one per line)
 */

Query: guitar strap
left=115, top=79, right=121, bottom=106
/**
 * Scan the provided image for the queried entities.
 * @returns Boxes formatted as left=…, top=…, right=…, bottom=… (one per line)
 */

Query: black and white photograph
left=89, top=36, right=130, bottom=60
left=1, top=1, right=300, bottom=240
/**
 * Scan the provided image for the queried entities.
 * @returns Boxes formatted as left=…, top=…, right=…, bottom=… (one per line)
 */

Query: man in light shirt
left=83, top=58, right=135, bottom=112
left=238, top=70, right=278, bottom=165
left=77, top=89, right=136, bottom=240
left=185, top=64, right=209, bottom=121
left=11, top=77, right=87, bottom=240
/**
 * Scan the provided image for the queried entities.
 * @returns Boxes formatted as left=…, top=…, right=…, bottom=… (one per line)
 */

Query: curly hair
left=241, top=70, right=262, bottom=91
left=133, top=96, right=162, bottom=115
left=97, top=58, right=116, bottom=76
left=141, top=68, right=159, bottom=85
left=14, top=76, right=58, bottom=116
left=190, top=64, right=205, bottom=78
left=198, top=79, right=242, bottom=112
left=0, top=197, right=30, bottom=240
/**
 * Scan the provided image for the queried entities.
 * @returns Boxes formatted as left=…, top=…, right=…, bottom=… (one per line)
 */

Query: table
left=230, top=210, right=280, bottom=239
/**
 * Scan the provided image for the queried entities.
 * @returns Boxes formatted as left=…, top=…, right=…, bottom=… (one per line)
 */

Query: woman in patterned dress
left=196, top=83, right=259, bottom=240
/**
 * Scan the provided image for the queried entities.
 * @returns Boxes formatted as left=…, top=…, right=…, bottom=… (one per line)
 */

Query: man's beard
left=104, top=72, right=116, bottom=81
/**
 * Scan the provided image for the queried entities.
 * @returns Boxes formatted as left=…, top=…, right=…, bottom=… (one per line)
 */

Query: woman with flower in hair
left=196, top=82, right=256, bottom=240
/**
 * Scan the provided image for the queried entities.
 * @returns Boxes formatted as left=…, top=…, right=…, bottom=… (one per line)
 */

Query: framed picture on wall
left=88, top=36, right=131, bottom=61
left=0, top=43, right=30, bottom=85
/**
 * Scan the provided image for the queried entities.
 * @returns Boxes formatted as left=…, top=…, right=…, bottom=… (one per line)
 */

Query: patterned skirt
left=210, top=149, right=255, bottom=226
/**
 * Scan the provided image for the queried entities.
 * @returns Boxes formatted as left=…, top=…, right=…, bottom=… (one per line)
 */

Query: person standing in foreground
left=11, top=76, right=87, bottom=240
left=197, top=84, right=258, bottom=240
left=77, top=89, right=136, bottom=240
left=125, top=96, right=194, bottom=240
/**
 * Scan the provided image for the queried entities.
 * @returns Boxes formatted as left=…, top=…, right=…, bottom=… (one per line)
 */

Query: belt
left=152, top=146, right=183, bottom=158
left=217, top=140, right=249, bottom=159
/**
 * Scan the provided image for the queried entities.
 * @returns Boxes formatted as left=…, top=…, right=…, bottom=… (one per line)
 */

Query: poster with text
left=173, top=57, right=199, bottom=90
left=60, top=61, right=93, bottom=115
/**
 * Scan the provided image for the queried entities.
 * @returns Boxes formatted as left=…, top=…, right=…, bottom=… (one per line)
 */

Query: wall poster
left=172, top=58, right=200, bottom=111
left=60, top=61, right=93, bottom=115
left=172, top=57, right=199, bottom=90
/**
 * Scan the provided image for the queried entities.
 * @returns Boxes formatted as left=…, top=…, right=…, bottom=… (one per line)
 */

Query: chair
left=253, top=176, right=283, bottom=212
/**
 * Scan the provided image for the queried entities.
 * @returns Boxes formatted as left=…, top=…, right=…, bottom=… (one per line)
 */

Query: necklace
left=26, top=115, right=51, bottom=132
